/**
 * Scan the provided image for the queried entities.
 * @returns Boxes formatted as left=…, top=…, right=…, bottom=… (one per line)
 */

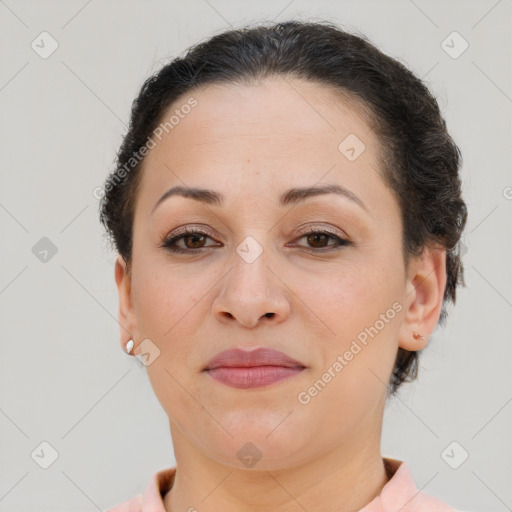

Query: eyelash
left=159, top=226, right=352, bottom=254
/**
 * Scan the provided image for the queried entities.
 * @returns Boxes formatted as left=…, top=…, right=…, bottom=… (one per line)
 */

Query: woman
left=100, top=20, right=468, bottom=512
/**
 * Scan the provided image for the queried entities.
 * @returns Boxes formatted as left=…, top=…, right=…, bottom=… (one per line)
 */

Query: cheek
left=131, top=263, right=209, bottom=421
left=130, top=262, right=211, bottom=401
left=300, top=261, right=384, bottom=335
left=132, top=255, right=206, bottom=333
left=301, top=255, right=403, bottom=387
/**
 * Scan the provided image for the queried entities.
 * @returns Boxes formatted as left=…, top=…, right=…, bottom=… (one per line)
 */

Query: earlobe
left=398, top=246, right=447, bottom=352
left=115, top=254, right=137, bottom=350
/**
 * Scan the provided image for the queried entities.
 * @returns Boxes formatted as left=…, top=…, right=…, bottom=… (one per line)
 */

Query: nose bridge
left=213, top=229, right=290, bottom=326
left=231, top=231, right=273, bottom=296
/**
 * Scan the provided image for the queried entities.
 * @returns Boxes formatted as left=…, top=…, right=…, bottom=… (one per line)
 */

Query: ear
left=398, top=245, right=447, bottom=351
left=114, top=254, right=140, bottom=354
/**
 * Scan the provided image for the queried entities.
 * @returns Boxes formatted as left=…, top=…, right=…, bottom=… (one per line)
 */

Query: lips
left=203, top=347, right=306, bottom=389
left=203, top=347, right=305, bottom=371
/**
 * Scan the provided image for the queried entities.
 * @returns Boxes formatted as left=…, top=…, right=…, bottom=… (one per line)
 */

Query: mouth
left=203, top=347, right=306, bottom=389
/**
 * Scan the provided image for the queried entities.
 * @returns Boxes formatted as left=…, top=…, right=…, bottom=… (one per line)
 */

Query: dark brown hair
left=99, top=20, right=467, bottom=396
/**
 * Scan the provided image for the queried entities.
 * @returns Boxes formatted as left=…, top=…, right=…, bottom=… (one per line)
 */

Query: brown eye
left=306, top=232, right=330, bottom=248
left=293, top=229, right=352, bottom=252
left=161, top=229, right=218, bottom=253
left=161, top=227, right=351, bottom=255
left=182, top=233, right=207, bottom=249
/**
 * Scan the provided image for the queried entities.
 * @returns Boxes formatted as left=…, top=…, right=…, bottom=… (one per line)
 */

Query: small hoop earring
left=412, top=330, right=425, bottom=341
left=126, top=338, right=134, bottom=354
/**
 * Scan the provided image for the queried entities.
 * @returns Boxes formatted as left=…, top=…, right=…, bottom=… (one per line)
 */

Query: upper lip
left=203, top=347, right=306, bottom=370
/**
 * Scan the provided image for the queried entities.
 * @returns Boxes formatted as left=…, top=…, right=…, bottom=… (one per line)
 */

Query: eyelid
left=294, top=223, right=348, bottom=239
left=165, top=224, right=218, bottom=239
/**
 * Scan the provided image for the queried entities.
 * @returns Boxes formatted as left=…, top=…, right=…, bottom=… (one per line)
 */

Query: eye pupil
left=184, top=234, right=206, bottom=248
left=307, top=233, right=329, bottom=248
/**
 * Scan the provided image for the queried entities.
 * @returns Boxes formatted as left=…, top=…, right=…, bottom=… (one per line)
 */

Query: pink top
left=106, top=457, right=463, bottom=512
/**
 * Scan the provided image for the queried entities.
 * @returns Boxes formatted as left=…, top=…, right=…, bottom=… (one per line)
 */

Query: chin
left=202, top=418, right=310, bottom=466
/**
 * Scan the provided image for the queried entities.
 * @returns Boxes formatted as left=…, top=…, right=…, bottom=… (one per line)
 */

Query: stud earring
left=126, top=338, right=134, bottom=354
left=412, top=330, right=425, bottom=341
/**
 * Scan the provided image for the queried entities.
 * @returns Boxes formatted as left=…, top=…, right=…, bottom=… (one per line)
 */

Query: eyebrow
left=150, top=183, right=368, bottom=216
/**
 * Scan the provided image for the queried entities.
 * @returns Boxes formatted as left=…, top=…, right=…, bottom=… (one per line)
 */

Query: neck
left=163, top=421, right=390, bottom=512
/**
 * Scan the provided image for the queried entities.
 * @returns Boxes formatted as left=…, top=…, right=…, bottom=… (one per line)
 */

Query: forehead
left=135, top=76, right=386, bottom=215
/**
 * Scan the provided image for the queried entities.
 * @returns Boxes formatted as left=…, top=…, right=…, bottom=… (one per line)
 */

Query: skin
left=115, top=76, right=446, bottom=512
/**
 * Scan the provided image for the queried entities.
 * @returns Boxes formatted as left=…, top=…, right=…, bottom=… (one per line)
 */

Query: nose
left=212, top=242, right=291, bottom=328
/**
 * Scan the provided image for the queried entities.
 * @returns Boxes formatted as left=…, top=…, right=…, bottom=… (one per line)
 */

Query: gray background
left=0, top=1, right=511, bottom=511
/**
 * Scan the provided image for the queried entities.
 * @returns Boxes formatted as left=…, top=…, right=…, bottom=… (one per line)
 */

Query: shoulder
left=105, top=467, right=176, bottom=512
left=411, top=489, right=461, bottom=511
left=379, top=458, right=463, bottom=512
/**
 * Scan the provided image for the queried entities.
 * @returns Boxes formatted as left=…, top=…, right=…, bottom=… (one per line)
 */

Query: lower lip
left=205, top=366, right=305, bottom=389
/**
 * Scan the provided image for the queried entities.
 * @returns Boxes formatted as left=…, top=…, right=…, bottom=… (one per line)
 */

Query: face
left=115, top=76, right=443, bottom=470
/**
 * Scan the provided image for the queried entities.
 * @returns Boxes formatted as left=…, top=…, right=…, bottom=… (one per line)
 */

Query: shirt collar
left=359, top=457, right=419, bottom=511
left=140, top=457, right=420, bottom=512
